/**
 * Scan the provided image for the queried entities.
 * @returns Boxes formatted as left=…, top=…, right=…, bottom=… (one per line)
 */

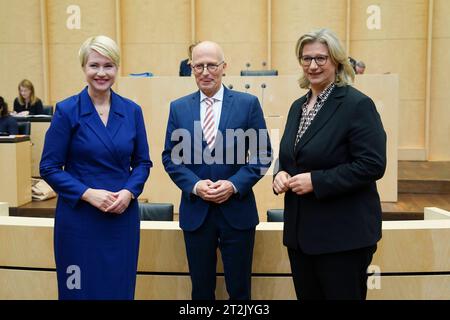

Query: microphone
left=246, top=63, right=251, bottom=72
left=262, top=61, right=267, bottom=69
left=260, top=83, right=266, bottom=109
left=228, top=84, right=233, bottom=90
left=245, top=84, right=250, bottom=93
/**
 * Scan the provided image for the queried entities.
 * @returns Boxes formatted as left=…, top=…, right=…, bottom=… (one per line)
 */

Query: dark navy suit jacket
left=162, top=87, right=272, bottom=231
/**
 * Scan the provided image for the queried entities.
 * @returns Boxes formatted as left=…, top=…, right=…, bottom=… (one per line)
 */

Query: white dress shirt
left=192, top=84, right=237, bottom=196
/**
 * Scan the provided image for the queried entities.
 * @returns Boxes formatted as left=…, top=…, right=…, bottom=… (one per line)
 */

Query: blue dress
left=40, top=87, right=152, bottom=299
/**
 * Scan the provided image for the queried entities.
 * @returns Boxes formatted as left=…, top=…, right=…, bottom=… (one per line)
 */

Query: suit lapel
left=80, top=88, right=123, bottom=166
left=190, top=91, right=204, bottom=148
left=286, top=96, right=306, bottom=159
left=294, top=85, right=347, bottom=154
left=217, top=87, right=233, bottom=134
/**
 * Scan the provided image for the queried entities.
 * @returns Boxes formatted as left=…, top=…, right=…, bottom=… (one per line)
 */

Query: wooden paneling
left=271, top=0, right=347, bottom=75
left=195, top=0, right=268, bottom=75
left=0, top=0, right=44, bottom=108
left=429, top=0, right=450, bottom=160
left=1, top=217, right=450, bottom=299
left=350, top=0, right=429, bottom=157
left=121, top=0, right=191, bottom=76
left=46, top=0, right=117, bottom=105
left=0, top=141, right=32, bottom=207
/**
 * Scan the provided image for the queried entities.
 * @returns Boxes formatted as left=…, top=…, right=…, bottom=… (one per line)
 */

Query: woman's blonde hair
left=79, top=35, right=120, bottom=68
left=295, top=28, right=355, bottom=89
left=18, top=79, right=38, bottom=105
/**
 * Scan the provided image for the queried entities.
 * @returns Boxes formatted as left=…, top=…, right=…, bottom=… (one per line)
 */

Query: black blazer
left=276, top=85, right=386, bottom=254
left=13, top=97, right=44, bottom=115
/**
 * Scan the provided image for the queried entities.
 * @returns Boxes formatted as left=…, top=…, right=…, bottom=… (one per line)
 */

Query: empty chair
left=17, top=121, right=31, bottom=135
left=267, top=209, right=284, bottom=222
left=43, top=105, right=53, bottom=115
left=138, top=202, right=174, bottom=221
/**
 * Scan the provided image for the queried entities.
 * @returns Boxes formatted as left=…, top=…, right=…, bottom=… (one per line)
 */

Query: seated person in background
left=348, top=56, right=357, bottom=72
left=355, top=60, right=366, bottom=74
left=0, top=96, right=18, bottom=135
left=179, top=43, right=197, bottom=77
left=13, top=79, right=44, bottom=115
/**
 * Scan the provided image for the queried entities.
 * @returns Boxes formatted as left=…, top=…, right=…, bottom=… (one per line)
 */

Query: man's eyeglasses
left=300, top=55, right=328, bottom=67
left=192, top=61, right=224, bottom=74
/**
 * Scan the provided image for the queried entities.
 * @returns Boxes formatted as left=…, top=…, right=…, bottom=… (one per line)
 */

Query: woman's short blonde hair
left=18, top=79, right=38, bottom=105
left=79, top=35, right=120, bottom=67
left=295, top=28, right=354, bottom=89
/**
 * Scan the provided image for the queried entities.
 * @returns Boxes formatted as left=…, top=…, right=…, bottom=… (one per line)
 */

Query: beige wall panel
left=47, top=44, right=86, bottom=106
left=398, top=100, right=426, bottom=148
left=350, top=40, right=426, bottom=98
left=433, top=0, right=450, bottom=38
left=367, top=275, right=450, bottom=300
left=195, top=0, right=267, bottom=75
left=351, top=40, right=427, bottom=153
left=0, top=141, right=32, bottom=207
left=349, top=1, right=429, bottom=159
left=47, top=0, right=116, bottom=105
left=0, top=0, right=44, bottom=105
left=122, top=44, right=191, bottom=76
left=220, top=43, right=268, bottom=76
left=0, top=0, right=42, bottom=43
left=350, top=0, right=428, bottom=40
left=271, top=0, right=347, bottom=75
left=0, top=269, right=57, bottom=300
left=47, top=0, right=116, bottom=42
left=121, top=0, right=190, bottom=43
left=0, top=45, right=44, bottom=108
left=121, top=0, right=191, bottom=76
left=30, top=122, right=51, bottom=177
left=429, top=1, right=450, bottom=160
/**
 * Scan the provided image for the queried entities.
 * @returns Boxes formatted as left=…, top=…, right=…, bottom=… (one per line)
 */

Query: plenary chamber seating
left=267, top=209, right=284, bottom=222
left=17, top=121, right=31, bottom=135
left=139, top=202, right=173, bottom=221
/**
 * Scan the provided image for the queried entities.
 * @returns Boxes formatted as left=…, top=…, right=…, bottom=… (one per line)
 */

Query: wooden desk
left=0, top=212, right=449, bottom=299
left=0, top=136, right=32, bottom=207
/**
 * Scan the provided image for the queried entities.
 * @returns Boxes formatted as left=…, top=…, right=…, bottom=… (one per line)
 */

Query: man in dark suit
left=163, top=41, right=271, bottom=300
left=273, top=28, right=386, bottom=300
left=179, top=43, right=196, bottom=77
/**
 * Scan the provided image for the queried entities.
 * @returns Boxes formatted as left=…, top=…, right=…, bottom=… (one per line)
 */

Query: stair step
left=398, top=180, right=450, bottom=194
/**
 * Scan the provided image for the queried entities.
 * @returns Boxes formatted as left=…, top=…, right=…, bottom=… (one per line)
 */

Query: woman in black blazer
left=13, top=79, right=44, bottom=115
left=273, top=28, right=386, bottom=300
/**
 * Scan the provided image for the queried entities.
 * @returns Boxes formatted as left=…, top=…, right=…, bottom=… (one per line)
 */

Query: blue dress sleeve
left=40, top=104, right=89, bottom=207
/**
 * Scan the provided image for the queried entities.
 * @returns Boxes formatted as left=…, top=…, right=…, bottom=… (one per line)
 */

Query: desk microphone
left=262, top=61, right=267, bottom=69
left=261, top=83, right=266, bottom=109
left=245, top=84, right=250, bottom=93
left=228, top=84, right=234, bottom=90
left=246, top=63, right=251, bottom=72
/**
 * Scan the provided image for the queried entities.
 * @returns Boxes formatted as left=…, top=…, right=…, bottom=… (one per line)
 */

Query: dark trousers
left=288, top=245, right=376, bottom=300
left=183, top=206, right=255, bottom=300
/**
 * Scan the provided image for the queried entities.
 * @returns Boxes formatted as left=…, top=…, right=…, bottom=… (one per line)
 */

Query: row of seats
left=15, top=105, right=54, bottom=135
left=138, top=203, right=284, bottom=222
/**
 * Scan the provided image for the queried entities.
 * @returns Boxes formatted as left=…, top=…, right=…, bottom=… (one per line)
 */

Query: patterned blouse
left=294, top=82, right=336, bottom=148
